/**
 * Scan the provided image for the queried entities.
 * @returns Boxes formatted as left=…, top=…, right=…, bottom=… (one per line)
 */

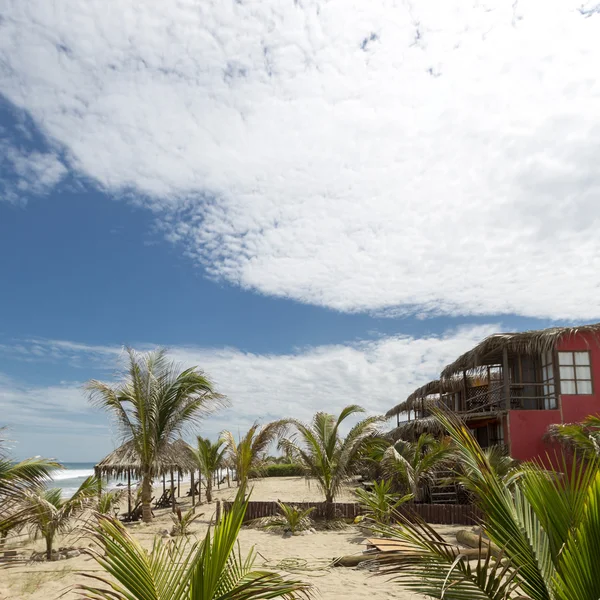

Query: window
left=558, top=351, right=593, bottom=395
left=541, top=351, right=556, bottom=409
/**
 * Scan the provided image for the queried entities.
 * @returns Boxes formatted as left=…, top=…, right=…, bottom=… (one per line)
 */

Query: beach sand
left=0, top=477, right=459, bottom=600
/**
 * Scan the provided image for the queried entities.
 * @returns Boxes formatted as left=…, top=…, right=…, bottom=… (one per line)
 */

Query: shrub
left=258, top=502, right=315, bottom=534
left=249, top=463, right=305, bottom=478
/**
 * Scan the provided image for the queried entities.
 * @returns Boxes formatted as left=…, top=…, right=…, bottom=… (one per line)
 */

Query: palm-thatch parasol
left=95, top=439, right=198, bottom=515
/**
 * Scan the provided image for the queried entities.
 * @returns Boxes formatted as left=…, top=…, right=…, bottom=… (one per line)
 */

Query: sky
left=1, top=0, right=600, bottom=461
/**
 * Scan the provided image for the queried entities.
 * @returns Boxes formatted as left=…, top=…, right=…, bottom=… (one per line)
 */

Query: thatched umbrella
left=95, top=439, right=197, bottom=516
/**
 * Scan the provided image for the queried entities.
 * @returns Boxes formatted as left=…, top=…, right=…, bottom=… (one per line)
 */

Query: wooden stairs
left=429, top=469, right=458, bottom=504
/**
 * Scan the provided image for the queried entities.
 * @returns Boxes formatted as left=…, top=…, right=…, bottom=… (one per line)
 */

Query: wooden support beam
left=503, top=346, right=510, bottom=410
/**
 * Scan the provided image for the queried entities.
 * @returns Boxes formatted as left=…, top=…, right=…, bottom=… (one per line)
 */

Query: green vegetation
left=354, top=479, right=412, bottom=525
left=194, top=437, right=227, bottom=502
left=373, top=410, right=600, bottom=600
left=280, top=405, right=383, bottom=520
left=548, top=414, right=600, bottom=459
left=222, top=421, right=288, bottom=487
left=86, top=348, right=223, bottom=522
left=19, top=475, right=98, bottom=559
left=77, top=488, right=312, bottom=600
left=249, top=463, right=305, bottom=478
left=383, top=432, right=455, bottom=500
left=170, top=506, right=203, bottom=536
left=260, top=502, right=315, bottom=534
left=0, top=428, right=61, bottom=539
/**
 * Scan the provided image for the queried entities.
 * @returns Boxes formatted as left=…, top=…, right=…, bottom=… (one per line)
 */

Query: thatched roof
left=386, top=378, right=463, bottom=419
left=388, top=411, right=504, bottom=442
left=95, top=439, right=197, bottom=478
left=441, top=323, right=600, bottom=379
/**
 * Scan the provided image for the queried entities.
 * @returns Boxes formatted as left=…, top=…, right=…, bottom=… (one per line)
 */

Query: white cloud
left=0, top=324, right=496, bottom=458
left=0, top=139, right=67, bottom=203
left=2, top=1, right=600, bottom=317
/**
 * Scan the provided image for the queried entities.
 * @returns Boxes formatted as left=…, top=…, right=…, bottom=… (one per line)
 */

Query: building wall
left=557, top=331, right=600, bottom=422
left=508, top=410, right=561, bottom=462
left=508, top=331, right=600, bottom=462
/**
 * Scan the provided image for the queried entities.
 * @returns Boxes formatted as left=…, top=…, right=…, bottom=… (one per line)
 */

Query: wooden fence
left=222, top=500, right=481, bottom=525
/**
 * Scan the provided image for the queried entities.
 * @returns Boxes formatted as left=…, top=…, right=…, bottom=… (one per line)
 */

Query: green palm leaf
left=76, top=488, right=312, bottom=600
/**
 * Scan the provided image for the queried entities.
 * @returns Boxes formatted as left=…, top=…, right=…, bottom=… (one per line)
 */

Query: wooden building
left=387, top=324, right=600, bottom=462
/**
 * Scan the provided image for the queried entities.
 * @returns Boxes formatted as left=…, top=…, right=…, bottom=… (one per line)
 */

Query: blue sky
left=1, top=0, right=600, bottom=461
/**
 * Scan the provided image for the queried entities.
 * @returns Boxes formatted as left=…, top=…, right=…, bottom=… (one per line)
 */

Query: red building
left=387, top=324, right=600, bottom=462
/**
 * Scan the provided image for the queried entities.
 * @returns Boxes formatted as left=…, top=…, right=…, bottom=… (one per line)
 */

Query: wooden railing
left=223, top=500, right=482, bottom=525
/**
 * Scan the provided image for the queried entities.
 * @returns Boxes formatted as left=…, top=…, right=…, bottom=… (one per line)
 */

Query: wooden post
left=503, top=347, right=510, bottom=410
left=462, top=370, right=468, bottom=411
left=170, top=470, right=176, bottom=513
left=162, top=474, right=165, bottom=493
left=177, top=471, right=180, bottom=498
left=215, top=500, right=221, bottom=524
left=127, top=469, right=132, bottom=518
left=226, top=468, right=230, bottom=488
left=191, top=471, right=195, bottom=507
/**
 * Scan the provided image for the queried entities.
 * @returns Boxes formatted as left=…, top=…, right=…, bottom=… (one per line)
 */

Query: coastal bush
left=249, top=463, right=304, bottom=478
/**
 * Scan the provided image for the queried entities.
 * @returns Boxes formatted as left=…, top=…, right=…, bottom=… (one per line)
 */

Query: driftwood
left=333, top=546, right=490, bottom=568
left=456, top=529, right=502, bottom=558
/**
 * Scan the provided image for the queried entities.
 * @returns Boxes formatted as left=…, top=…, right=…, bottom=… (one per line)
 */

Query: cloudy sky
left=1, top=0, right=599, bottom=460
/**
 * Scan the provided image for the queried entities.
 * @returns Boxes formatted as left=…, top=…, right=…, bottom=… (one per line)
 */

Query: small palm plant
left=20, top=475, right=99, bottom=559
left=170, top=506, right=203, bottom=536
left=374, top=410, right=600, bottom=600
left=222, top=421, right=288, bottom=488
left=280, top=405, right=384, bottom=520
left=0, top=429, right=61, bottom=535
left=355, top=480, right=412, bottom=525
left=383, top=433, right=455, bottom=500
left=260, top=502, right=315, bottom=534
left=76, top=487, right=312, bottom=600
left=194, top=437, right=227, bottom=502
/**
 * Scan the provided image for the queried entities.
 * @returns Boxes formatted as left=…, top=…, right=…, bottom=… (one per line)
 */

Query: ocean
left=50, top=462, right=99, bottom=497
left=51, top=463, right=205, bottom=497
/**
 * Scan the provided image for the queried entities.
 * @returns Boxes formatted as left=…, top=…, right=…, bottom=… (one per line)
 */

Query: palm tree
left=20, top=475, right=99, bottom=559
left=222, top=421, right=288, bottom=488
left=194, top=437, right=227, bottom=502
left=0, top=428, right=61, bottom=538
left=374, top=410, right=600, bottom=600
left=382, top=433, right=455, bottom=500
left=280, top=405, right=383, bottom=520
left=86, top=348, right=224, bottom=522
left=547, top=414, right=600, bottom=459
left=76, top=487, right=312, bottom=600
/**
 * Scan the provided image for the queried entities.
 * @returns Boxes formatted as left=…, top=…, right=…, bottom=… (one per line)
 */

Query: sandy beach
left=0, top=477, right=457, bottom=600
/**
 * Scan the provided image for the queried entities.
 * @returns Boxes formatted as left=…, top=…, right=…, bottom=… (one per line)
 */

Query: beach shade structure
left=94, top=439, right=198, bottom=517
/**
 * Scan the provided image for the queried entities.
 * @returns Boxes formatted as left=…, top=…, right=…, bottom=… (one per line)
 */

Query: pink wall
left=508, top=410, right=561, bottom=462
left=557, top=332, right=600, bottom=423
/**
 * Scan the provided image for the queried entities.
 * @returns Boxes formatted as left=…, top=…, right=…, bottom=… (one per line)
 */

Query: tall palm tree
left=86, top=348, right=224, bottom=523
left=76, top=487, right=312, bottom=600
left=222, top=422, right=288, bottom=488
left=20, top=475, right=99, bottom=559
left=194, top=437, right=227, bottom=502
left=383, top=433, right=455, bottom=500
left=280, top=405, right=383, bottom=520
left=374, top=410, right=600, bottom=600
